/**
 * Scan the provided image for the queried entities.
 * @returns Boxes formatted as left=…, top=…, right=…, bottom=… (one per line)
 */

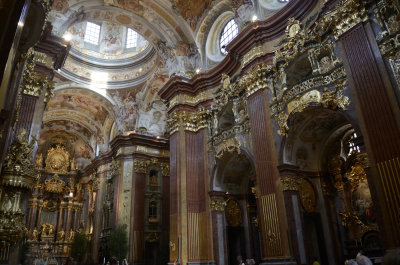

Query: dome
left=58, top=20, right=158, bottom=89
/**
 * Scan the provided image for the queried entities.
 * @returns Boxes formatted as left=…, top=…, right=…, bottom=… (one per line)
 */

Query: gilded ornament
left=44, top=145, right=70, bottom=174
left=133, top=159, right=150, bottom=173
left=298, top=178, right=316, bottom=213
left=242, top=45, right=263, bottom=67
left=30, top=228, right=39, bottom=241
left=167, top=108, right=208, bottom=134
left=1, top=128, right=38, bottom=189
left=36, top=153, right=43, bottom=168
left=225, top=199, right=242, bottom=227
left=210, top=200, right=226, bottom=211
left=44, top=174, right=65, bottom=193
left=161, top=163, right=170, bottom=176
left=280, top=177, right=300, bottom=191
left=280, top=177, right=316, bottom=212
left=146, top=232, right=159, bottom=242
left=0, top=211, right=27, bottom=247
left=316, top=0, right=368, bottom=39
left=110, top=158, right=120, bottom=178
left=215, top=137, right=241, bottom=159
left=57, top=229, right=65, bottom=242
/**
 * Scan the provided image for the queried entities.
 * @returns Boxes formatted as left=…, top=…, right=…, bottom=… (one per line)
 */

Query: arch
left=279, top=107, right=361, bottom=172
left=210, top=146, right=256, bottom=193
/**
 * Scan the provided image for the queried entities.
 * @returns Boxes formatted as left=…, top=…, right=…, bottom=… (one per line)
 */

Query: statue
left=47, top=224, right=54, bottom=235
left=68, top=230, right=75, bottom=242
left=71, top=158, right=76, bottom=171
left=57, top=229, right=65, bottom=242
left=31, top=228, right=39, bottom=241
left=36, top=153, right=43, bottom=168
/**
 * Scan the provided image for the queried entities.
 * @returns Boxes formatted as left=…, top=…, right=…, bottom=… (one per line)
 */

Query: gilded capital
left=210, top=200, right=226, bottom=211
left=166, top=108, right=208, bottom=134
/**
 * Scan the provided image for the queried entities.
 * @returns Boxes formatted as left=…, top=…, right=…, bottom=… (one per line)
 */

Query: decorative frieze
left=166, top=108, right=208, bottom=134
left=317, top=0, right=368, bottom=39
left=242, top=45, right=263, bottom=67
left=168, top=90, right=214, bottom=111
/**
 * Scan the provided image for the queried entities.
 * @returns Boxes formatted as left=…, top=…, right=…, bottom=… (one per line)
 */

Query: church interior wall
left=0, top=0, right=400, bottom=265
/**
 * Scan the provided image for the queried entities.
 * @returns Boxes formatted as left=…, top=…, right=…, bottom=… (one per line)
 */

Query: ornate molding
left=280, top=177, right=316, bottom=212
left=133, top=159, right=150, bottom=174
left=161, top=163, right=170, bottom=177
left=280, top=177, right=301, bottom=191
left=168, top=90, right=214, bottom=111
left=215, top=137, right=242, bottom=159
left=271, top=73, right=350, bottom=136
left=242, top=45, right=263, bottom=68
left=44, top=174, right=65, bottom=193
left=1, top=129, right=37, bottom=189
left=21, top=60, right=55, bottom=100
left=166, top=108, right=208, bottom=134
left=318, top=0, right=368, bottom=39
left=210, top=200, right=226, bottom=211
left=44, top=145, right=70, bottom=174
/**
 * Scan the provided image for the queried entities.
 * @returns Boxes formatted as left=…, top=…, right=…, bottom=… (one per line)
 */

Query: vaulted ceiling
left=39, top=0, right=288, bottom=168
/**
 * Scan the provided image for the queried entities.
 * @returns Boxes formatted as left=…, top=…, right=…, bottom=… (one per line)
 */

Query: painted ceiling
left=41, top=0, right=288, bottom=168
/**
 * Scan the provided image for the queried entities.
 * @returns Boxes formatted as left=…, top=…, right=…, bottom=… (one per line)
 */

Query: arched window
left=278, top=0, right=289, bottom=2
left=220, top=19, right=239, bottom=54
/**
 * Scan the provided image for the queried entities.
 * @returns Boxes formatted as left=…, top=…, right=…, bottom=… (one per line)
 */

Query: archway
left=214, top=151, right=261, bottom=265
left=281, top=107, right=382, bottom=264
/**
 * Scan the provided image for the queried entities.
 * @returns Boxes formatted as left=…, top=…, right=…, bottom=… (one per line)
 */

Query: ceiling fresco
left=67, top=21, right=149, bottom=60
left=39, top=0, right=288, bottom=170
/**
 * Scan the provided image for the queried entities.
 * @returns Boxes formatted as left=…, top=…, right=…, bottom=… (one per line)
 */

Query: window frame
left=84, top=21, right=101, bottom=46
left=219, top=19, right=239, bottom=55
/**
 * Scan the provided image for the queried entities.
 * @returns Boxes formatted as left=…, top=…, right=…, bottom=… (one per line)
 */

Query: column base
left=259, top=257, right=297, bottom=265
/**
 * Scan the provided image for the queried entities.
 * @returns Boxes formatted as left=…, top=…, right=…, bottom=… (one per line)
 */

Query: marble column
left=36, top=200, right=43, bottom=229
left=130, top=170, right=145, bottom=264
left=210, top=193, right=228, bottom=265
left=247, top=90, right=293, bottom=264
left=169, top=124, right=212, bottom=265
left=27, top=195, right=37, bottom=232
left=56, top=203, right=64, bottom=233
left=64, top=198, right=73, bottom=240
left=339, top=21, right=400, bottom=247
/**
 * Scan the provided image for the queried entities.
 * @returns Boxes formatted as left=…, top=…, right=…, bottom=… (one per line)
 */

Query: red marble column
left=339, top=23, right=400, bottom=247
left=27, top=196, right=37, bottom=232
left=64, top=198, right=73, bottom=240
left=56, top=204, right=64, bottom=233
left=186, top=129, right=210, bottom=262
left=92, top=172, right=106, bottom=263
left=130, top=171, right=145, bottom=264
left=210, top=194, right=228, bottom=265
left=247, top=90, right=292, bottom=262
left=169, top=132, right=179, bottom=264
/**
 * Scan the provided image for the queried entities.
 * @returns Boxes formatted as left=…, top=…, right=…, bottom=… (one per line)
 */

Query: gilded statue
left=68, top=230, right=75, bottom=242
left=57, top=229, right=65, bottom=242
left=36, top=153, right=43, bottom=168
left=31, top=228, right=39, bottom=241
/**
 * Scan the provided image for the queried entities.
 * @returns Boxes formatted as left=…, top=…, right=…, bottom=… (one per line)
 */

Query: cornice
left=159, top=0, right=318, bottom=102
left=82, top=133, right=169, bottom=174
left=35, top=22, right=70, bottom=70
